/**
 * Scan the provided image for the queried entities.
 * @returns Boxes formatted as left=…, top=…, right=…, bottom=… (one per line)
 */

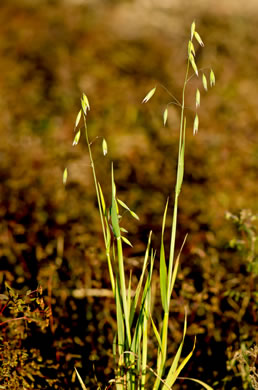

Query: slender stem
left=158, top=83, right=182, bottom=107
left=167, top=57, right=190, bottom=300
left=153, top=48, right=191, bottom=390
left=107, top=252, right=115, bottom=296
left=117, top=237, right=131, bottom=347
left=116, top=236, right=135, bottom=390
left=186, top=66, right=210, bottom=83
left=161, top=311, right=169, bottom=368
left=84, top=114, right=115, bottom=295
left=141, top=308, right=148, bottom=389
left=84, top=115, right=107, bottom=246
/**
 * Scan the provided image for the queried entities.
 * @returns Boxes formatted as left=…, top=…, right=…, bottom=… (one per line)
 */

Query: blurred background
left=0, top=0, right=257, bottom=389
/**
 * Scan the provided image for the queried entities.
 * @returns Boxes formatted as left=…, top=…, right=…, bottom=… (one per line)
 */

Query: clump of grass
left=227, top=344, right=258, bottom=390
left=66, top=21, right=216, bottom=389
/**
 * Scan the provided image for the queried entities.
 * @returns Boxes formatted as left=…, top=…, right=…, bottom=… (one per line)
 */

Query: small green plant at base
left=224, top=209, right=257, bottom=324
left=223, top=210, right=258, bottom=390
left=226, top=209, right=258, bottom=276
left=68, top=21, right=216, bottom=389
left=0, top=283, right=53, bottom=389
left=227, top=344, right=258, bottom=390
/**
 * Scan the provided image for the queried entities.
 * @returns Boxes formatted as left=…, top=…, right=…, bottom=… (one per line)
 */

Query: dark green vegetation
left=0, top=1, right=257, bottom=389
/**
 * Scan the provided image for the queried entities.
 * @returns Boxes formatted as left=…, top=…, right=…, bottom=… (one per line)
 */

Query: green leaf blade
left=178, top=377, right=214, bottom=390
left=160, top=199, right=169, bottom=312
left=111, top=166, right=120, bottom=239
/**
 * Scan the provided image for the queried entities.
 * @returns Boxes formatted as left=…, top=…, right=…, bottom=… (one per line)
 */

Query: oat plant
left=66, top=21, right=216, bottom=390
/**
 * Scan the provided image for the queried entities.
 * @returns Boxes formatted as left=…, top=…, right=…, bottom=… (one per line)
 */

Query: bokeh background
left=0, top=0, right=257, bottom=389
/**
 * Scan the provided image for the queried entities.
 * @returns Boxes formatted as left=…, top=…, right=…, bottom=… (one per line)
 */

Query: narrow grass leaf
left=140, top=249, right=154, bottom=314
left=163, top=107, right=168, bottom=126
left=131, top=304, right=144, bottom=355
left=127, top=271, right=132, bottom=321
left=202, top=74, right=208, bottom=91
left=63, top=168, right=68, bottom=185
left=189, top=53, right=198, bottom=76
left=142, top=289, right=151, bottom=389
left=111, top=165, right=120, bottom=238
left=115, top=278, right=125, bottom=357
left=210, top=69, right=216, bottom=87
left=102, top=138, right=108, bottom=156
left=115, top=224, right=131, bottom=348
left=154, top=311, right=169, bottom=390
left=138, top=249, right=155, bottom=326
left=98, top=182, right=106, bottom=215
left=160, top=199, right=168, bottom=312
left=161, top=310, right=188, bottom=389
left=74, top=368, right=88, bottom=390
left=196, top=88, right=200, bottom=108
left=74, top=109, right=82, bottom=130
left=168, top=337, right=196, bottom=388
left=73, top=130, right=81, bottom=146
left=191, top=21, right=195, bottom=40
left=121, top=236, right=133, bottom=247
left=170, top=235, right=188, bottom=297
left=178, top=377, right=214, bottom=390
left=150, top=315, right=162, bottom=352
left=106, top=220, right=111, bottom=248
left=132, top=252, right=154, bottom=355
left=112, top=332, right=117, bottom=359
left=160, top=239, right=167, bottom=312
left=131, top=249, right=155, bottom=353
left=193, top=114, right=199, bottom=135
left=142, top=87, right=156, bottom=103
left=130, top=231, right=152, bottom=326
left=194, top=31, right=204, bottom=47
left=141, top=307, right=148, bottom=389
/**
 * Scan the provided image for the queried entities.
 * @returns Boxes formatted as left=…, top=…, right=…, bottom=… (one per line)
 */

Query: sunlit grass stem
left=83, top=114, right=115, bottom=296
left=168, top=60, right=190, bottom=298
left=71, top=21, right=215, bottom=390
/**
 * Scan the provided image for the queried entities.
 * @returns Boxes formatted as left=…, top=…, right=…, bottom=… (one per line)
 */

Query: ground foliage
left=0, top=0, right=257, bottom=389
